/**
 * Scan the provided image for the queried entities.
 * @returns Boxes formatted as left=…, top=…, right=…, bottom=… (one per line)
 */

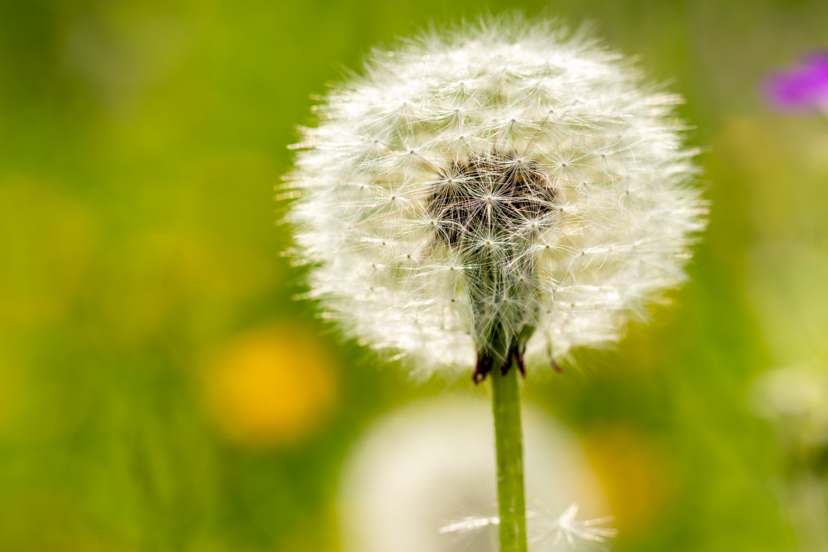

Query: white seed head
left=285, top=16, right=707, bottom=377
left=337, top=398, right=610, bottom=552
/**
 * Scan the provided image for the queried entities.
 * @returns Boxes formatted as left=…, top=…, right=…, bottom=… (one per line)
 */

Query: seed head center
left=426, top=152, right=557, bottom=249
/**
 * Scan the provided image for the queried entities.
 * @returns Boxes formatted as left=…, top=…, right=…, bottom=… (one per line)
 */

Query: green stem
left=491, top=364, right=528, bottom=552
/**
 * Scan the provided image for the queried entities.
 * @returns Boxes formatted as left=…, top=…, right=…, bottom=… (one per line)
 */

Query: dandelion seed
left=440, top=504, right=617, bottom=552
left=285, top=16, right=705, bottom=380
left=529, top=504, right=617, bottom=551
left=438, top=504, right=618, bottom=552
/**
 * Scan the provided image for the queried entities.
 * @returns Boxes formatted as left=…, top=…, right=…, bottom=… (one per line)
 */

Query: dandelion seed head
left=338, top=398, right=610, bottom=552
left=285, top=15, right=707, bottom=377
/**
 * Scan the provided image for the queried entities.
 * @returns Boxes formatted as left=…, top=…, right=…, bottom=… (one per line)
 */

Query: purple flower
left=765, top=52, right=828, bottom=112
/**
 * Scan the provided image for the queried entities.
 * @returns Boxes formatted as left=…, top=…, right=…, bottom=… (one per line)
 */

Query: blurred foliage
left=1, top=0, right=827, bottom=551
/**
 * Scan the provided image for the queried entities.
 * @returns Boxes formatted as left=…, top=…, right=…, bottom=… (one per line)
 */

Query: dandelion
left=338, top=398, right=611, bottom=552
left=286, top=15, right=705, bottom=552
left=285, top=17, right=704, bottom=379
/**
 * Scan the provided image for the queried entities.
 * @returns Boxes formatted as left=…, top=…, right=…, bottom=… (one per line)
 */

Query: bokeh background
left=2, top=0, right=828, bottom=551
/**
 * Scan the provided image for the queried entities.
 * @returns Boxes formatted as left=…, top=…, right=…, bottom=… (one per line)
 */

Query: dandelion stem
left=491, top=362, right=529, bottom=552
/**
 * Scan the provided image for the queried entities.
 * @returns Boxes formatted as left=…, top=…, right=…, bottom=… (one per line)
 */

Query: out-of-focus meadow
left=1, top=0, right=827, bottom=551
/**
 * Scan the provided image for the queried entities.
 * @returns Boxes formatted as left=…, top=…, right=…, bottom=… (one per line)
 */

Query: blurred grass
left=1, top=0, right=827, bottom=551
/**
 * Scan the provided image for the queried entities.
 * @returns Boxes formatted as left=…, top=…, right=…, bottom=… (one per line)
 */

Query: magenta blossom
left=765, top=52, right=828, bottom=112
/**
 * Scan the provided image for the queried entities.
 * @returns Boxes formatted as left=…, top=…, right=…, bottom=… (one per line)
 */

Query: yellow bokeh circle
left=204, top=324, right=337, bottom=448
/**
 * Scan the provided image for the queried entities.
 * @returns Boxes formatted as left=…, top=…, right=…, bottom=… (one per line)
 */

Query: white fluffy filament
left=285, top=16, right=707, bottom=377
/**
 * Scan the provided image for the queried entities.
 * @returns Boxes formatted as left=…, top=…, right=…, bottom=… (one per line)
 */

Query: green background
left=2, top=0, right=827, bottom=551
